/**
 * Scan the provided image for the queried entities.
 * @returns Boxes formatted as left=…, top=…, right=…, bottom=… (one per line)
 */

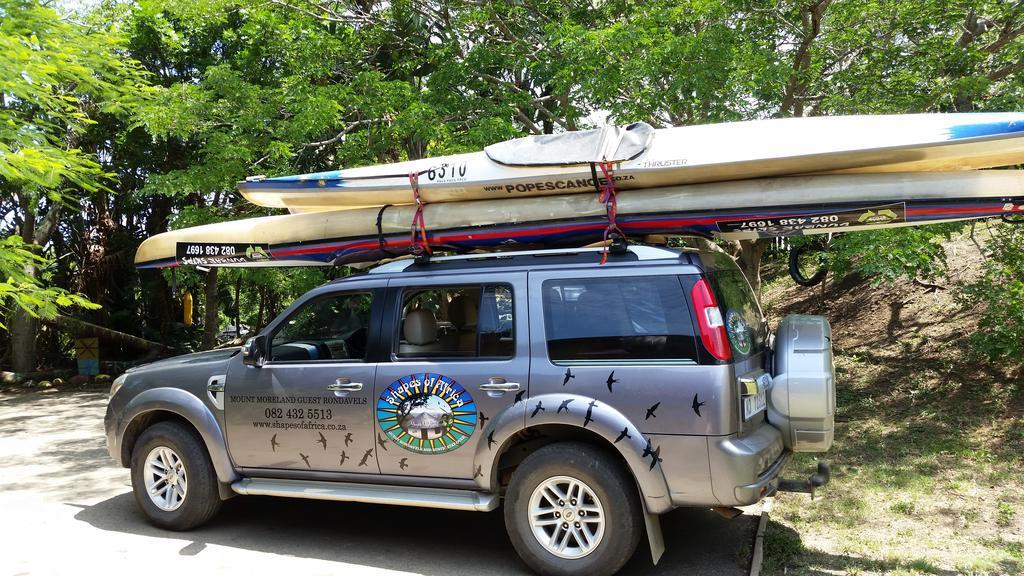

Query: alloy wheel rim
left=527, top=475, right=605, bottom=559
left=144, top=446, right=187, bottom=511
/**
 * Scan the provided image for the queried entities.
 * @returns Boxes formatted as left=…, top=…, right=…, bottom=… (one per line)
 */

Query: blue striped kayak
left=238, top=113, right=1024, bottom=212
left=137, top=171, right=1024, bottom=268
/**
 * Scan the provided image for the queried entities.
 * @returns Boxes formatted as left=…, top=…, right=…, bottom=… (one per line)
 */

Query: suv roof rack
left=367, top=245, right=685, bottom=275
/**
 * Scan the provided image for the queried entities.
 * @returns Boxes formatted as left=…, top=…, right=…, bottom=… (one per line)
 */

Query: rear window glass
left=707, top=270, right=766, bottom=358
left=542, top=276, right=698, bottom=362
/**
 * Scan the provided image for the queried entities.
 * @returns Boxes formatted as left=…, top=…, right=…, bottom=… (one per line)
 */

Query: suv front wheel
left=504, top=442, right=643, bottom=576
left=130, top=421, right=222, bottom=530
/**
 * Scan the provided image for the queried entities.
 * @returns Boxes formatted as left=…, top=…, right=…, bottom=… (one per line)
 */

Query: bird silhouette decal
left=478, top=411, right=489, bottom=429
left=642, top=438, right=663, bottom=471
left=531, top=401, right=545, bottom=418
left=399, top=458, right=408, bottom=470
left=299, top=452, right=311, bottom=469
left=557, top=399, right=574, bottom=414
left=316, top=432, right=328, bottom=450
left=377, top=433, right=388, bottom=451
left=339, top=451, right=349, bottom=466
left=270, top=434, right=280, bottom=452
left=645, top=402, right=660, bottom=420
left=606, top=371, right=618, bottom=393
left=583, top=400, right=597, bottom=427
left=614, top=427, right=631, bottom=443
left=513, top=389, right=526, bottom=404
left=562, top=368, right=575, bottom=386
left=344, top=432, right=354, bottom=447
left=487, top=430, right=496, bottom=450
left=692, top=393, right=706, bottom=417
left=358, top=448, right=373, bottom=467
left=474, top=465, right=483, bottom=479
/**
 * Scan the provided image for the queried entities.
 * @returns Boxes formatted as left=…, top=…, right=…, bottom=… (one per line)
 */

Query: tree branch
left=34, top=203, right=62, bottom=246
left=302, top=118, right=376, bottom=148
left=777, top=0, right=832, bottom=117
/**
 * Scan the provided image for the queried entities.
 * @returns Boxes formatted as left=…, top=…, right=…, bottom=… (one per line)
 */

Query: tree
left=0, top=0, right=149, bottom=371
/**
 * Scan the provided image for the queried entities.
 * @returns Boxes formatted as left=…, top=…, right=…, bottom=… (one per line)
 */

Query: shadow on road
left=75, top=493, right=755, bottom=575
left=1, top=390, right=755, bottom=575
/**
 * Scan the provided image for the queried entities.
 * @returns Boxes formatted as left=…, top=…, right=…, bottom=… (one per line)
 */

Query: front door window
left=272, top=292, right=373, bottom=362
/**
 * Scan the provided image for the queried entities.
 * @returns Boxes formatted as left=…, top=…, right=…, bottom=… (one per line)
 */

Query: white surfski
left=238, top=113, right=1024, bottom=212
left=138, top=170, right=1024, bottom=268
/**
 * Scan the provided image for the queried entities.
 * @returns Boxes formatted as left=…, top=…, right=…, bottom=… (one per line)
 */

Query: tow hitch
left=778, top=462, right=830, bottom=499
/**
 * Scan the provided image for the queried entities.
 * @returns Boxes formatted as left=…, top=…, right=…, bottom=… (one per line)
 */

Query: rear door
left=527, top=268, right=732, bottom=436
left=372, top=272, right=528, bottom=480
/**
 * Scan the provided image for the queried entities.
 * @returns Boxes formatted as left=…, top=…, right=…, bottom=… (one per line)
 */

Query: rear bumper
left=708, top=424, right=789, bottom=506
left=737, top=450, right=791, bottom=502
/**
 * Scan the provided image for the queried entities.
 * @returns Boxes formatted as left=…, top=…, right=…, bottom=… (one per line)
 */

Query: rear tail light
left=691, top=278, right=733, bottom=361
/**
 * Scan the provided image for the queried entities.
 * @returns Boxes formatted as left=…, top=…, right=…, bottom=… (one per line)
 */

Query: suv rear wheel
left=130, top=421, right=222, bottom=530
left=504, top=442, right=642, bottom=576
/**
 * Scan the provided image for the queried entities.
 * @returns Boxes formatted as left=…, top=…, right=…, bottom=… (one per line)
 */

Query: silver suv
left=105, top=245, right=835, bottom=576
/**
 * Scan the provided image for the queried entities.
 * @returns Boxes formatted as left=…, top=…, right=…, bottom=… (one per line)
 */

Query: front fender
left=115, top=387, right=238, bottom=484
left=473, top=392, right=672, bottom=514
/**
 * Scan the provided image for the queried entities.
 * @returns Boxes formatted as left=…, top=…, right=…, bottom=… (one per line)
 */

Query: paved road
left=0, top=390, right=757, bottom=576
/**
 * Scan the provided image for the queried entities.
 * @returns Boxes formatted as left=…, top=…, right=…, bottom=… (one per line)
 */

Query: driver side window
left=271, top=292, right=373, bottom=362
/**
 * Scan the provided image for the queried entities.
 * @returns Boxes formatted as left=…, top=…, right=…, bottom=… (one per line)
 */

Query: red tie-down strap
left=594, top=160, right=627, bottom=264
left=408, top=171, right=432, bottom=256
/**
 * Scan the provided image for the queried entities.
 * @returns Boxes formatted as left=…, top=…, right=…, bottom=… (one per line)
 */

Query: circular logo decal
left=725, top=310, right=753, bottom=356
left=376, top=373, right=477, bottom=455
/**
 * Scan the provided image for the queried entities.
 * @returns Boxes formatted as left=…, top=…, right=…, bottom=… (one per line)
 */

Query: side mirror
left=242, top=335, right=268, bottom=367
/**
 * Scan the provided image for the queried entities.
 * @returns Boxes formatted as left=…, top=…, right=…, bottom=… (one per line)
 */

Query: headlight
left=110, top=373, right=128, bottom=398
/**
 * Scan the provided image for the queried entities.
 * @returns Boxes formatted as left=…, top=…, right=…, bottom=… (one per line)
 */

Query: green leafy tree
left=0, top=236, right=97, bottom=330
left=0, top=0, right=149, bottom=371
left=958, top=223, right=1024, bottom=359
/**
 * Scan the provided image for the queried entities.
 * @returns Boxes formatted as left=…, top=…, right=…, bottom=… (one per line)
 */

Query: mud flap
left=644, top=512, right=665, bottom=565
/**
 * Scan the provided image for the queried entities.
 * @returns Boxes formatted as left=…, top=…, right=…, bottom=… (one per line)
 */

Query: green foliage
left=0, top=0, right=149, bottom=336
left=957, top=223, right=1024, bottom=360
left=3, top=0, right=1024, bottom=368
left=0, top=0, right=149, bottom=201
left=823, top=224, right=964, bottom=286
left=0, top=236, right=98, bottom=327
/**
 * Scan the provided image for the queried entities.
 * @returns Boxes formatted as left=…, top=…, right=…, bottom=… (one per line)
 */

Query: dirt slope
left=761, top=229, right=1023, bottom=576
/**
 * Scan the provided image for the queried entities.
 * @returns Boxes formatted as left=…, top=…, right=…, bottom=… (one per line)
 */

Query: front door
left=225, top=287, right=382, bottom=473
left=372, top=273, right=529, bottom=480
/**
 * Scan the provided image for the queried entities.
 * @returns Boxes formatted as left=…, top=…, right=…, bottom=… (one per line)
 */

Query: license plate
left=744, top=389, right=767, bottom=420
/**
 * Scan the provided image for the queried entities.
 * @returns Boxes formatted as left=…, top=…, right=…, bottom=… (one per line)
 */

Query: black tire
left=788, top=242, right=829, bottom=287
left=504, top=442, right=643, bottom=576
left=130, top=421, right=222, bottom=531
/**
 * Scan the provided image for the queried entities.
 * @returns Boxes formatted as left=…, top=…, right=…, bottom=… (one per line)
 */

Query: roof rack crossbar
left=367, top=245, right=682, bottom=274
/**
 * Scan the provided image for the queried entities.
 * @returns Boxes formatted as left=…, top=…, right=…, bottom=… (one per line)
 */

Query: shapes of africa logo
left=376, top=373, right=478, bottom=455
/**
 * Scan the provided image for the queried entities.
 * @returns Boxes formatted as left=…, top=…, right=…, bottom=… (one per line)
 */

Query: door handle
left=328, top=378, right=363, bottom=392
left=479, top=378, right=521, bottom=392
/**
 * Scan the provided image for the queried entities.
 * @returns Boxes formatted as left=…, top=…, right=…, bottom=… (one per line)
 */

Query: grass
left=759, top=241, right=1024, bottom=576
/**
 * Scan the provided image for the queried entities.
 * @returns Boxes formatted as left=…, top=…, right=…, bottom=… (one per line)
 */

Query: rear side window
left=542, top=276, right=697, bottom=362
left=396, top=284, right=514, bottom=359
left=706, top=270, right=766, bottom=359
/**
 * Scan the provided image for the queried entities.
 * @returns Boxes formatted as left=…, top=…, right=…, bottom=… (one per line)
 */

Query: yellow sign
left=75, top=338, right=99, bottom=360
left=183, top=290, right=194, bottom=326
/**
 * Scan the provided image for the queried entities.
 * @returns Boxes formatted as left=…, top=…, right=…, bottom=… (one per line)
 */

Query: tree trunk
left=9, top=308, right=39, bottom=373
left=201, top=268, right=219, bottom=350
left=234, top=275, right=242, bottom=338
left=9, top=198, right=42, bottom=373
left=732, top=239, right=770, bottom=302
left=45, top=315, right=173, bottom=353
